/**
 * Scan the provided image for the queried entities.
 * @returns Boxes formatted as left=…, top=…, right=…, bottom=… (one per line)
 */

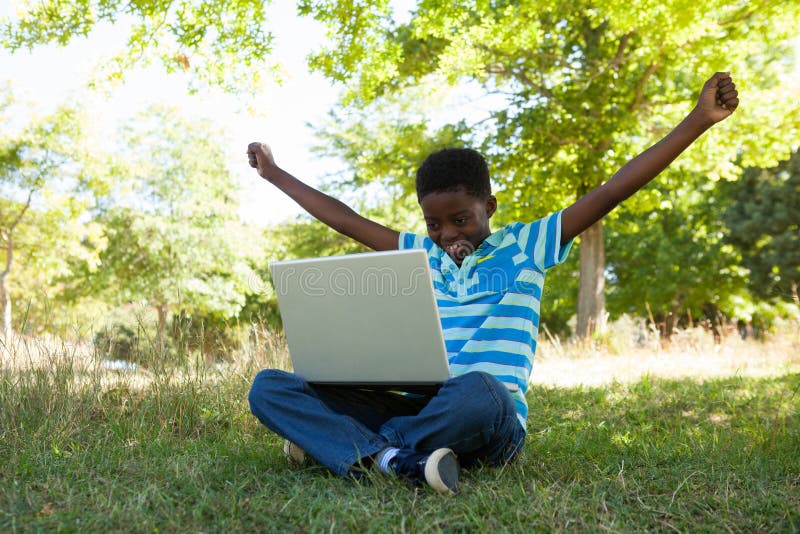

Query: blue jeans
left=248, top=370, right=526, bottom=477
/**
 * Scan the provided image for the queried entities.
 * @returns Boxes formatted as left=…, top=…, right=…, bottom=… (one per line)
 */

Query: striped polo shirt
left=399, top=210, right=573, bottom=429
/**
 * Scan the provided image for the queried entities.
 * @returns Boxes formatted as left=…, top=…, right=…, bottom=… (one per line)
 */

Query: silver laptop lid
left=270, top=249, right=450, bottom=386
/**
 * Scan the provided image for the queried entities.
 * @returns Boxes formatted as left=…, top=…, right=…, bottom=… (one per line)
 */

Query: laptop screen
left=270, top=249, right=450, bottom=387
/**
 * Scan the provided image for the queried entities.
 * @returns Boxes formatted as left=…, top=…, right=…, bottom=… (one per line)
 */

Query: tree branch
left=609, top=33, right=632, bottom=70
left=485, top=63, right=557, bottom=99
left=581, top=31, right=634, bottom=93
left=1, top=233, right=12, bottom=278
left=546, top=132, right=594, bottom=149
left=8, top=188, right=35, bottom=232
left=631, top=62, right=659, bottom=112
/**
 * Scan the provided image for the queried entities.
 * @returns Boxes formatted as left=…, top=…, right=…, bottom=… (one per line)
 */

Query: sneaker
left=282, top=439, right=306, bottom=465
left=389, top=448, right=460, bottom=495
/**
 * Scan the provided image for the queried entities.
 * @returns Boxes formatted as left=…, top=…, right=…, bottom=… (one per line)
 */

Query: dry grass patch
left=534, top=324, right=800, bottom=387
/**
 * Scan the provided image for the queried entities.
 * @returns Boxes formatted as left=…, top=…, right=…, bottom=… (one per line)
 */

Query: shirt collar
left=478, top=227, right=505, bottom=251
left=435, top=227, right=505, bottom=270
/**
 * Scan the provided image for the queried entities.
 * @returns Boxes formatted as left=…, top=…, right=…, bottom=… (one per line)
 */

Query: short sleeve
left=514, top=210, right=573, bottom=270
left=398, top=231, right=431, bottom=251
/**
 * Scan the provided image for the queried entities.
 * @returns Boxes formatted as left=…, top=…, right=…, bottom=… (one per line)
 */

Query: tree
left=604, top=169, right=751, bottom=338
left=301, top=0, right=800, bottom=337
left=1, top=0, right=276, bottom=94
left=78, top=106, right=254, bottom=349
left=723, top=150, right=800, bottom=305
left=0, top=89, right=101, bottom=338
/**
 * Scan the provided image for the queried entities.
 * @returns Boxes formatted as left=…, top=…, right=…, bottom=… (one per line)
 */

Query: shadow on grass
left=1, top=367, right=798, bottom=532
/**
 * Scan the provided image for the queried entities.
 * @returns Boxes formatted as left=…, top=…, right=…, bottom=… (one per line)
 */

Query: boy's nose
left=441, top=226, right=459, bottom=241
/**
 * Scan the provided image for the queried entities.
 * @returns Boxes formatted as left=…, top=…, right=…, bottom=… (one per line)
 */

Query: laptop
left=270, top=249, right=450, bottom=391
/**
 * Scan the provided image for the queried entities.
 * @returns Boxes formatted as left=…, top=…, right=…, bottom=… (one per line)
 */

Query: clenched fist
left=247, top=142, right=278, bottom=180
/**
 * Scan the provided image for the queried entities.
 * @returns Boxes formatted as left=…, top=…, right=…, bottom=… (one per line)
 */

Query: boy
left=247, top=72, right=738, bottom=495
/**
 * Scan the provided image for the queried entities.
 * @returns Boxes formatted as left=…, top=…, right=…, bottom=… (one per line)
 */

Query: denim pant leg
left=248, top=369, right=394, bottom=476
left=379, top=371, right=526, bottom=467
left=248, top=369, right=525, bottom=477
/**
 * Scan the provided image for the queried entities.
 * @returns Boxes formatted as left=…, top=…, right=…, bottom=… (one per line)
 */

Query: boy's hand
left=244, top=141, right=400, bottom=251
left=560, top=72, right=739, bottom=244
left=693, top=72, right=739, bottom=125
left=247, top=142, right=278, bottom=180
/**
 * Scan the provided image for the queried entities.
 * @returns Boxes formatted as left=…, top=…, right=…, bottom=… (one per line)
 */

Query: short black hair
left=415, top=148, right=491, bottom=200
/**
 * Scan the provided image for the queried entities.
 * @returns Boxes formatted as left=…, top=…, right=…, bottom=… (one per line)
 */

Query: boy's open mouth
left=443, top=240, right=475, bottom=261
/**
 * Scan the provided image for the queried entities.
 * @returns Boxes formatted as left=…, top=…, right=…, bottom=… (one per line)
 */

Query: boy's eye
left=426, top=222, right=439, bottom=230
left=455, top=217, right=468, bottom=224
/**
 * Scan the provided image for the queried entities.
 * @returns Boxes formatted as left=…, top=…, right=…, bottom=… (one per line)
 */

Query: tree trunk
left=156, top=303, right=168, bottom=353
left=0, top=273, right=10, bottom=340
left=0, top=233, right=13, bottom=340
left=663, top=292, right=686, bottom=341
left=0, top=191, right=33, bottom=341
left=576, top=220, right=607, bottom=338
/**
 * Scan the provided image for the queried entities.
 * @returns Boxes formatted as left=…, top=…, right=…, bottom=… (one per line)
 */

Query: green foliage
left=94, top=305, right=253, bottom=366
left=312, top=87, right=470, bottom=216
left=70, top=106, right=255, bottom=330
left=308, top=0, right=800, bottom=199
left=1, top=0, right=276, bottom=94
left=723, top=150, right=800, bottom=302
left=0, top=92, right=98, bottom=213
left=92, top=305, right=163, bottom=365
left=605, top=171, right=750, bottom=322
left=0, top=87, right=105, bottom=334
left=303, top=0, right=800, bottom=328
left=9, top=205, right=108, bottom=335
left=300, top=0, right=398, bottom=103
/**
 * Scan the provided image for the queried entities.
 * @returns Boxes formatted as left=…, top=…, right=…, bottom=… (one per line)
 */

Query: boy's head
left=415, top=148, right=497, bottom=265
left=415, top=147, right=491, bottom=200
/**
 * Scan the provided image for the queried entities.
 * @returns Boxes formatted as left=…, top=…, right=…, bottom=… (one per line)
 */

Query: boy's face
left=419, top=189, right=497, bottom=265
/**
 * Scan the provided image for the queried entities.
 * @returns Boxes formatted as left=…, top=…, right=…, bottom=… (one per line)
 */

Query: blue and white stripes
left=399, top=211, right=572, bottom=430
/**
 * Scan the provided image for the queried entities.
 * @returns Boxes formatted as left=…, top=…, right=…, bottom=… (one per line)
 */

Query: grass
left=1, top=329, right=799, bottom=532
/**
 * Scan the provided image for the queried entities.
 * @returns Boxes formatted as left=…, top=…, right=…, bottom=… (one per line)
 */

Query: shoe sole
left=283, top=439, right=307, bottom=465
left=424, top=448, right=460, bottom=495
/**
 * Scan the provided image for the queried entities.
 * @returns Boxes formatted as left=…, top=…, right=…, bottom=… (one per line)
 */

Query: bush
left=92, top=305, right=178, bottom=368
left=92, top=304, right=252, bottom=368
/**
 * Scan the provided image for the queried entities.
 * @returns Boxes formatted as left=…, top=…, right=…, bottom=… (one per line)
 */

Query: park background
left=1, top=1, right=799, bottom=531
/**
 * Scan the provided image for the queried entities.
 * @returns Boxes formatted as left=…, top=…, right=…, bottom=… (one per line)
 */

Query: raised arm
left=247, top=142, right=400, bottom=251
left=560, top=72, right=739, bottom=244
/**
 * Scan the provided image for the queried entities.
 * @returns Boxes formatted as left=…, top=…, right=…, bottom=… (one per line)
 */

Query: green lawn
left=1, top=349, right=799, bottom=532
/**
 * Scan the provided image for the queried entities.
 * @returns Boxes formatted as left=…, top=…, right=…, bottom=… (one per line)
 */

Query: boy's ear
left=485, top=195, right=497, bottom=218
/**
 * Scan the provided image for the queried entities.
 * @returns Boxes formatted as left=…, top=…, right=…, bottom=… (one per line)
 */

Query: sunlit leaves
left=723, top=151, right=800, bottom=302
left=0, top=88, right=105, bottom=333
left=2, top=0, right=276, bottom=94
left=306, top=0, right=799, bottom=196
left=301, top=0, right=400, bottom=102
left=605, top=172, right=748, bottom=324
left=303, top=0, right=800, bottom=327
left=89, top=106, right=253, bottom=319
